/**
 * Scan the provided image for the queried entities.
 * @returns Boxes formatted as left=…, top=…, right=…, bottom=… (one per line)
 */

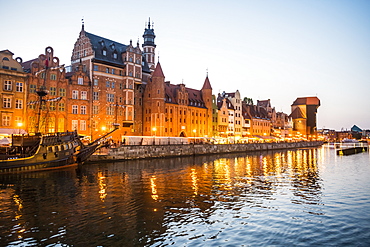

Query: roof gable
left=152, top=62, right=165, bottom=77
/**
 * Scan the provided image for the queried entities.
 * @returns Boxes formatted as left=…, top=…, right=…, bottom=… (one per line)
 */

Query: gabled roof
left=202, top=76, right=212, bottom=90
left=289, top=107, right=305, bottom=119
left=187, top=87, right=206, bottom=108
left=292, top=97, right=320, bottom=106
left=21, top=58, right=37, bottom=72
left=257, top=99, right=270, bottom=108
left=351, top=125, right=362, bottom=132
left=85, top=31, right=127, bottom=66
left=152, top=62, right=165, bottom=77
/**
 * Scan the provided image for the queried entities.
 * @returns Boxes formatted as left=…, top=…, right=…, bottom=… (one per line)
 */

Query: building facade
left=290, top=97, right=320, bottom=137
left=143, top=62, right=213, bottom=137
left=0, top=50, right=27, bottom=132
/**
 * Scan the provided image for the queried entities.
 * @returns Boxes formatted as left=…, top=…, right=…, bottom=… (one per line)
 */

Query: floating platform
left=337, top=147, right=368, bottom=155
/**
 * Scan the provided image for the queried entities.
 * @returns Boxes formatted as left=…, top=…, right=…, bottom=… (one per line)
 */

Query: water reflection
left=1, top=147, right=369, bottom=246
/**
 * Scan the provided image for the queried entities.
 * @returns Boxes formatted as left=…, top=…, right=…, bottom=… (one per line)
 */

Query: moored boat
left=0, top=130, right=107, bottom=173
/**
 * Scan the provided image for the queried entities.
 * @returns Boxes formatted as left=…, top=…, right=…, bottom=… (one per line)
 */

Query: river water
left=0, top=144, right=369, bottom=246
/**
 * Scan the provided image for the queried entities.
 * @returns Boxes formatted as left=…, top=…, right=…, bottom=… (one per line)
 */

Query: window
left=72, top=90, right=78, bottom=99
left=50, top=74, right=57, bottom=80
left=93, top=65, right=98, bottom=71
left=80, top=120, right=86, bottom=131
left=103, top=49, right=107, bottom=56
left=58, top=103, right=65, bottom=111
left=49, top=102, right=56, bottom=111
left=3, top=97, right=11, bottom=108
left=93, top=105, right=99, bottom=114
left=107, top=93, right=114, bottom=102
left=2, top=115, right=11, bottom=126
left=128, top=72, right=133, bottom=77
left=16, top=82, right=23, bottom=92
left=94, top=79, right=98, bottom=86
left=15, top=99, right=23, bottom=109
left=50, top=87, right=56, bottom=96
left=72, top=105, right=78, bottom=114
left=111, top=82, right=115, bottom=88
left=107, top=106, right=114, bottom=115
left=106, top=81, right=110, bottom=88
left=59, top=88, right=66, bottom=97
left=30, top=84, right=36, bottom=93
left=111, top=69, right=115, bottom=74
left=106, top=68, right=109, bottom=73
left=93, top=92, right=99, bottom=101
left=80, top=105, right=87, bottom=114
left=113, top=53, right=117, bottom=59
left=72, top=120, right=78, bottom=130
left=81, top=91, right=87, bottom=100
left=4, top=80, right=12, bottom=91
left=78, top=77, right=83, bottom=85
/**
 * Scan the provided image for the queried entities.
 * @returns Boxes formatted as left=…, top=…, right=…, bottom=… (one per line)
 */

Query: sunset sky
left=2, top=0, right=369, bottom=130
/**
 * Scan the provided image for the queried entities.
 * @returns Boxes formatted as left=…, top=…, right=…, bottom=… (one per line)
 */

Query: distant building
left=290, top=97, right=320, bottom=137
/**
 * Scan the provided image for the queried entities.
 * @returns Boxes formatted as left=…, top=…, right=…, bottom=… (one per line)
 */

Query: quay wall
left=88, top=141, right=323, bottom=162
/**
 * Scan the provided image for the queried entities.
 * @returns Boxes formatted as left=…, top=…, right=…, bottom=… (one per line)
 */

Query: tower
left=201, top=74, right=213, bottom=137
left=142, top=18, right=156, bottom=72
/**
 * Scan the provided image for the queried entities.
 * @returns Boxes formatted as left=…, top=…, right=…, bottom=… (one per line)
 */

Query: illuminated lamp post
left=17, top=122, right=23, bottom=134
left=193, top=129, right=196, bottom=144
left=152, top=127, right=157, bottom=145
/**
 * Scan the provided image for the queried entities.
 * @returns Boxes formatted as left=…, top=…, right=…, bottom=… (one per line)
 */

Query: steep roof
left=85, top=31, right=127, bottom=66
left=21, top=58, right=37, bottom=72
left=257, top=99, right=270, bottom=108
left=187, top=87, right=206, bottom=108
left=201, top=76, right=212, bottom=90
left=292, top=97, right=320, bottom=106
left=152, top=62, right=165, bottom=77
left=351, top=125, right=362, bottom=132
left=289, top=107, right=305, bottom=119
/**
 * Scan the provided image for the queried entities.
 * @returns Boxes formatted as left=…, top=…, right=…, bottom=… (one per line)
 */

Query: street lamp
left=17, top=122, right=23, bottom=134
left=152, top=127, right=157, bottom=145
left=193, top=129, right=196, bottom=144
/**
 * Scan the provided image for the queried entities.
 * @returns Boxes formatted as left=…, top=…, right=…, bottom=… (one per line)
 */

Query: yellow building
left=0, top=50, right=27, bottom=135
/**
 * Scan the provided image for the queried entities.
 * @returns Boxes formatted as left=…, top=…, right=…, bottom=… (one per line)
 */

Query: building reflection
left=0, top=147, right=323, bottom=246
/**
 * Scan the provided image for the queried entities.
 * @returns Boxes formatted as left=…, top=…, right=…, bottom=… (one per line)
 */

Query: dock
left=337, top=147, right=368, bottom=155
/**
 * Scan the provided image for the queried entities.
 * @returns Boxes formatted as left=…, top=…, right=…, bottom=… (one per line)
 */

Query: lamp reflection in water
left=150, top=175, right=158, bottom=201
left=98, top=171, right=107, bottom=202
left=191, top=168, right=198, bottom=196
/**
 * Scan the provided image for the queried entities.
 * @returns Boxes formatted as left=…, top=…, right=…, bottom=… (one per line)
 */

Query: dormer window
left=113, top=52, right=117, bottom=59
left=102, top=49, right=107, bottom=56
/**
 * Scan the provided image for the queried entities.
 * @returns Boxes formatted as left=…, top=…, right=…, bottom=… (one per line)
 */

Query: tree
left=243, top=97, right=253, bottom=105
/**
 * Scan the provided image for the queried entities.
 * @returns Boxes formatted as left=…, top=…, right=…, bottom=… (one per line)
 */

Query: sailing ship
left=0, top=86, right=117, bottom=174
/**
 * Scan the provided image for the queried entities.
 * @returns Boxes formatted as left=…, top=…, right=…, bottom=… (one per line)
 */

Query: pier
left=88, top=141, right=323, bottom=162
left=337, top=146, right=368, bottom=155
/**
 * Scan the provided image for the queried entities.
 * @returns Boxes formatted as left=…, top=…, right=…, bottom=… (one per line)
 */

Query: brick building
left=22, top=47, right=68, bottom=134
left=70, top=22, right=153, bottom=139
left=143, top=62, right=213, bottom=137
left=290, top=96, right=320, bottom=137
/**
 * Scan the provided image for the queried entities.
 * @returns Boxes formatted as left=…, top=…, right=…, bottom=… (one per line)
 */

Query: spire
left=152, top=62, right=165, bottom=78
left=202, top=74, right=212, bottom=90
left=143, top=18, right=156, bottom=47
left=81, top=18, right=85, bottom=31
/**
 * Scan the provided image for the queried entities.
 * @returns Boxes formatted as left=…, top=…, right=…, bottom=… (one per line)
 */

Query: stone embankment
left=88, top=141, right=323, bottom=162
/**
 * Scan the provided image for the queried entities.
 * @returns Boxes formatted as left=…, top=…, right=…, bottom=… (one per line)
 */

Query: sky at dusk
left=2, top=0, right=369, bottom=130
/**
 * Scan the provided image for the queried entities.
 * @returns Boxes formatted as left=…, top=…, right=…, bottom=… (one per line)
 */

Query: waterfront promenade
left=88, top=141, right=323, bottom=162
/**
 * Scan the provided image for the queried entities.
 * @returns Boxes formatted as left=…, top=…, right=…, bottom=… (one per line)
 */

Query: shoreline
left=87, top=141, right=324, bottom=163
